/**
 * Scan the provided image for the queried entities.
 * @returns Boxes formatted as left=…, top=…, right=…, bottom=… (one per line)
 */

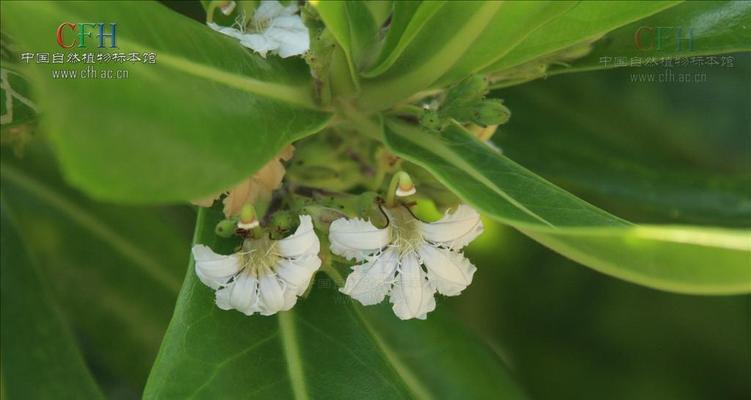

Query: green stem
left=385, top=171, right=410, bottom=207
left=336, top=101, right=383, bottom=141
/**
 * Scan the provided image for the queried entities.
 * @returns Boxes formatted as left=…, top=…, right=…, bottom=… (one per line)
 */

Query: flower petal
left=257, top=274, right=285, bottom=315
left=266, top=16, right=309, bottom=58
left=239, top=33, right=277, bottom=57
left=329, top=218, right=390, bottom=261
left=418, top=244, right=476, bottom=296
left=275, top=254, right=320, bottom=295
left=276, top=215, right=320, bottom=258
left=419, top=205, right=483, bottom=249
left=390, top=252, right=436, bottom=320
left=215, top=285, right=232, bottom=310
left=341, top=248, right=398, bottom=305
left=253, top=0, right=289, bottom=23
left=207, top=22, right=246, bottom=41
left=229, top=271, right=259, bottom=316
left=281, top=285, right=299, bottom=311
left=192, top=244, right=242, bottom=289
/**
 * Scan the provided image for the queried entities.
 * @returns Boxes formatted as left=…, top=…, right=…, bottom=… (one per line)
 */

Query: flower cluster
left=193, top=197, right=483, bottom=320
left=207, top=0, right=309, bottom=58
left=193, top=3, right=485, bottom=320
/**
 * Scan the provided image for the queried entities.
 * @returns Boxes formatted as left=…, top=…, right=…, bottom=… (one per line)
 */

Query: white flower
left=330, top=205, right=483, bottom=320
left=207, top=0, right=309, bottom=58
left=192, top=215, right=320, bottom=316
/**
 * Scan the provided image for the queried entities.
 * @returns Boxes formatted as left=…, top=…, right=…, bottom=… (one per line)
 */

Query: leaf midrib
left=384, top=120, right=556, bottom=227
left=323, top=266, right=432, bottom=400
left=278, top=311, right=309, bottom=400
left=0, top=163, right=181, bottom=293
left=35, top=1, right=321, bottom=110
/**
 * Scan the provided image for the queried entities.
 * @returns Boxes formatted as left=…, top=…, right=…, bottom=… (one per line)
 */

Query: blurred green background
left=2, top=2, right=749, bottom=398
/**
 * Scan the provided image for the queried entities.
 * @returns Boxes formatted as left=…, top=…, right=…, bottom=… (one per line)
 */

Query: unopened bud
left=419, top=110, right=443, bottom=131
left=237, top=203, right=259, bottom=230
left=395, top=172, right=416, bottom=197
left=271, top=211, right=294, bottom=233
left=470, top=99, right=510, bottom=127
left=446, top=75, right=488, bottom=105
left=215, top=219, right=237, bottom=238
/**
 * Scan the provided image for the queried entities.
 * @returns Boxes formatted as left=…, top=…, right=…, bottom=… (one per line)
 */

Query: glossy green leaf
left=357, top=1, right=500, bottom=111
left=383, top=119, right=751, bottom=294
left=430, top=2, right=575, bottom=88
left=0, top=142, right=190, bottom=393
left=548, top=1, right=751, bottom=76
left=358, top=1, right=574, bottom=110
left=0, top=1, right=330, bottom=204
left=315, top=0, right=385, bottom=73
left=145, top=207, right=525, bottom=399
left=494, top=58, right=751, bottom=227
left=0, top=204, right=104, bottom=399
left=361, top=0, right=440, bottom=77
left=482, top=1, right=680, bottom=74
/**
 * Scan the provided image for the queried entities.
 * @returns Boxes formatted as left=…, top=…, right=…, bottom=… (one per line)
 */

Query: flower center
left=388, top=208, right=423, bottom=256
left=240, top=237, right=279, bottom=276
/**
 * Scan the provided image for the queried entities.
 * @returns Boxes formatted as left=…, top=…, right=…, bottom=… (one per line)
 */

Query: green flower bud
left=215, top=219, right=237, bottom=238
left=419, top=109, right=443, bottom=131
left=270, top=211, right=295, bottom=234
left=238, top=203, right=259, bottom=230
left=445, top=75, right=488, bottom=106
left=470, top=99, right=511, bottom=127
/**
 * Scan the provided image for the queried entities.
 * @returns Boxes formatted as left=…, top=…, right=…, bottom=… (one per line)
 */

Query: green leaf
left=315, top=1, right=385, bottom=73
left=430, top=2, right=575, bottom=88
left=357, top=1, right=503, bottom=111
left=383, top=119, right=751, bottom=295
left=482, top=1, right=680, bottom=74
left=493, top=59, right=751, bottom=227
left=357, top=1, right=574, bottom=110
left=548, top=1, right=751, bottom=76
left=361, top=0, right=440, bottom=78
left=0, top=142, right=190, bottom=393
left=145, top=207, right=526, bottom=399
left=1, top=203, right=104, bottom=399
left=0, top=1, right=330, bottom=204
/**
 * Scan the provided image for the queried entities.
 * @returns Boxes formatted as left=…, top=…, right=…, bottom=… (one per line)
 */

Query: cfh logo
left=634, top=26, right=694, bottom=51
left=56, top=23, right=117, bottom=48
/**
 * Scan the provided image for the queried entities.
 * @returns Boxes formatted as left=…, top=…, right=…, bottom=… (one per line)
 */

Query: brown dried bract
left=192, top=145, right=295, bottom=217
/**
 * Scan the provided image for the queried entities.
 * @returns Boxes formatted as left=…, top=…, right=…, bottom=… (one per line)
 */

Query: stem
left=336, top=101, right=384, bottom=142
left=385, top=171, right=409, bottom=207
left=206, top=1, right=218, bottom=23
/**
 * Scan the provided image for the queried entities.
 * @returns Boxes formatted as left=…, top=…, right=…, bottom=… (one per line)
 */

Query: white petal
left=215, top=286, right=232, bottom=310
left=275, top=254, right=320, bottom=295
left=257, top=274, right=285, bottom=315
left=418, top=244, right=476, bottom=296
left=253, top=1, right=287, bottom=23
left=229, top=271, right=259, bottom=315
left=281, top=285, right=299, bottom=311
left=207, top=22, right=246, bottom=40
left=341, top=248, right=398, bottom=305
left=390, top=252, right=436, bottom=320
left=265, top=16, right=309, bottom=58
left=419, top=205, right=483, bottom=249
left=239, top=33, right=277, bottom=57
left=329, top=218, right=390, bottom=261
left=192, top=244, right=242, bottom=289
left=276, top=215, right=320, bottom=258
